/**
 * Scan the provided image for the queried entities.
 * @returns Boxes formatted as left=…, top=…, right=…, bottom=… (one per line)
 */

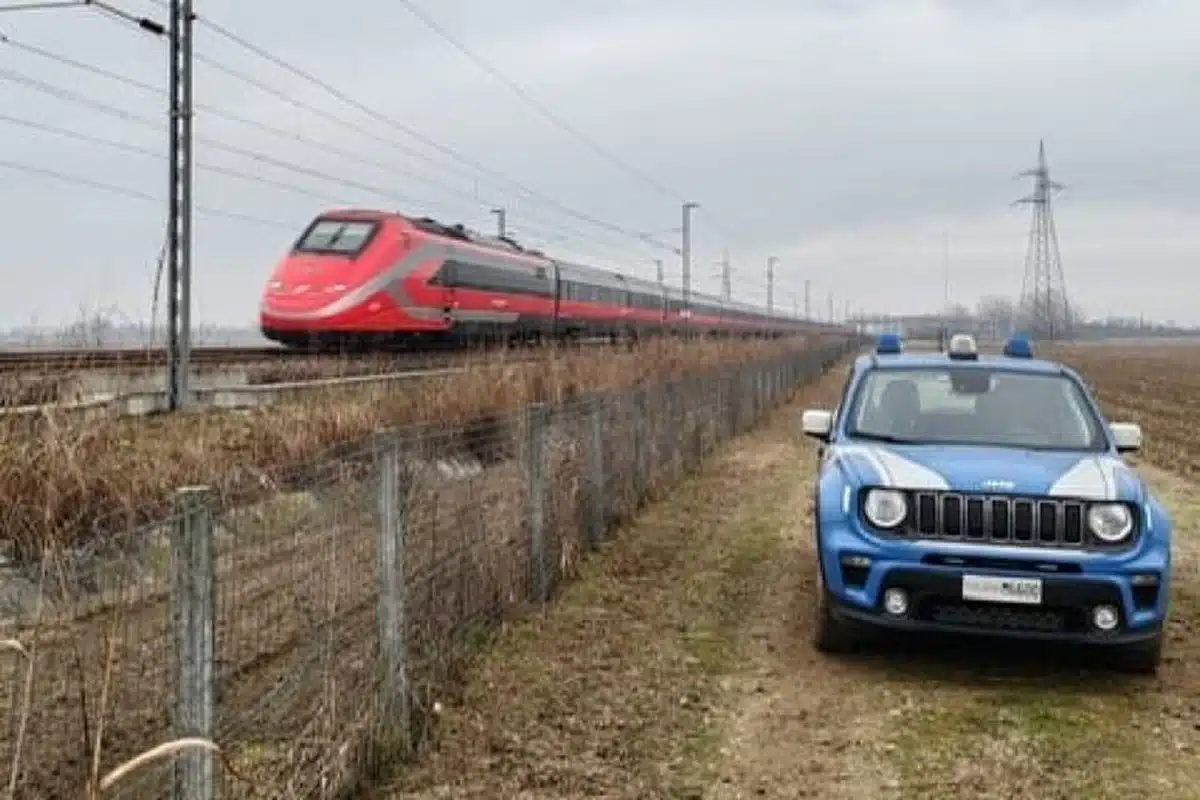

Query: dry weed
left=0, top=336, right=842, bottom=559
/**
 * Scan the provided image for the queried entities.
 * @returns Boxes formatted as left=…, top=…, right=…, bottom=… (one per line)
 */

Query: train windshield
left=294, top=218, right=378, bottom=256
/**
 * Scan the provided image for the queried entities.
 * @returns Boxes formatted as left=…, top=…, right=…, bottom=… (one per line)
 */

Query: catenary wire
left=394, top=0, right=747, bottom=243
left=0, top=30, right=678, bottom=264
left=0, top=103, right=651, bottom=273
left=396, top=0, right=681, bottom=202
left=0, top=106, right=651, bottom=269
left=0, top=111, right=343, bottom=203
left=138, top=0, right=684, bottom=253
left=0, top=158, right=294, bottom=228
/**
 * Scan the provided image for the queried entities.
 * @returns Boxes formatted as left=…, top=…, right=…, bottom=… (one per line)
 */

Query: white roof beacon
left=947, top=333, right=978, bottom=361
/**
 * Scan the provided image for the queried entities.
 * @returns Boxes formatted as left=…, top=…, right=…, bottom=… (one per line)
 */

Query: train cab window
left=295, top=219, right=378, bottom=256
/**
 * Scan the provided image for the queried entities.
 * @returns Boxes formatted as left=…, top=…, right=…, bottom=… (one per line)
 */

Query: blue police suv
left=802, top=332, right=1172, bottom=673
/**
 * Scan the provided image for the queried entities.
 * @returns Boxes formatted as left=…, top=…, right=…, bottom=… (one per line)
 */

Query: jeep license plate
left=962, top=575, right=1043, bottom=605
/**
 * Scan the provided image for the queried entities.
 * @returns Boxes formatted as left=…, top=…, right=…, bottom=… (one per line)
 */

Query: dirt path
left=380, top=367, right=1200, bottom=800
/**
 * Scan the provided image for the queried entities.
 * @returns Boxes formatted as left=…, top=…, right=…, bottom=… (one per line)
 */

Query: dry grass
left=0, top=335, right=842, bottom=559
left=0, top=335, right=847, bottom=799
left=374, top=352, right=1200, bottom=800
left=379, top=372, right=840, bottom=799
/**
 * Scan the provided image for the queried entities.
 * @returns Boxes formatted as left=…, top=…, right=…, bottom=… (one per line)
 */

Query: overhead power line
left=396, top=0, right=681, bottom=202
left=0, top=111, right=342, bottom=203
left=0, top=157, right=293, bottom=228
left=0, top=23, right=682, bottom=261
left=395, top=0, right=748, bottom=244
left=136, top=0, right=681, bottom=253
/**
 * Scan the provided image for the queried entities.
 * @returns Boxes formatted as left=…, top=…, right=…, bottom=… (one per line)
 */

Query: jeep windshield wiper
left=848, top=431, right=918, bottom=445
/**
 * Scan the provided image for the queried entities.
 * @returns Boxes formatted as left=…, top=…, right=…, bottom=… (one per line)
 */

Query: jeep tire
left=1111, top=632, right=1163, bottom=675
left=813, top=565, right=859, bottom=653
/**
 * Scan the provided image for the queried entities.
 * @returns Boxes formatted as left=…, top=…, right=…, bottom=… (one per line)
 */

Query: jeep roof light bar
left=947, top=333, right=978, bottom=360
left=876, top=332, right=903, bottom=355
left=1003, top=335, right=1034, bottom=358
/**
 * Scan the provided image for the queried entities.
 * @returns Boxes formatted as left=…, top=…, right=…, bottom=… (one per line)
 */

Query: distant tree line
left=855, top=295, right=1198, bottom=343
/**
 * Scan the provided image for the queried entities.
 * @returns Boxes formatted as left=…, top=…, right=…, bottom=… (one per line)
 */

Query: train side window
left=446, top=259, right=552, bottom=297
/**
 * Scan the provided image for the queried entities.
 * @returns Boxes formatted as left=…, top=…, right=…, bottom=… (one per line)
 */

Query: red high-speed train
left=259, top=209, right=835, bottom=349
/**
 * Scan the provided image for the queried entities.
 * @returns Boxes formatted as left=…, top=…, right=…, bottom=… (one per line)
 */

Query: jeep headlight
left=1087, top=503, right=1133, bottom=543
left=863, top=488, right=907, bottom=529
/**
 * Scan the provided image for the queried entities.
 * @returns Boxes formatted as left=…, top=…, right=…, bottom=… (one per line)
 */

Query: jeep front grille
left=902, top=491, right=1089, bottom=548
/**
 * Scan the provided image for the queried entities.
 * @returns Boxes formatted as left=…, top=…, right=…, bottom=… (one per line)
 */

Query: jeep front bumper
left=819, top=522, right=1170, bottom=645
left=826, top=567, right=1163, bottom=644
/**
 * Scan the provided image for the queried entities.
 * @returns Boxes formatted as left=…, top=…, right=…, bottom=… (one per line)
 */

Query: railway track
left=0, top=345, right=304, bottom=373
left=0, top=338, right=628, bottom=418
left=0, top=338, right=622, bottom=374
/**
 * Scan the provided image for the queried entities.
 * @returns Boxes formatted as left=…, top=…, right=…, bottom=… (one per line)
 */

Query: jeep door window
left=846, top=368, right=1106, bottom=451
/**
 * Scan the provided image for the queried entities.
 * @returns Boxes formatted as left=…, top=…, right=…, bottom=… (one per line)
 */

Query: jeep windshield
left=844, top=366, right=1108, bottom=451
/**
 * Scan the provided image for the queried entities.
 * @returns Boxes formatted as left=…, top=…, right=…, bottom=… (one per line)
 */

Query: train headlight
left=1087, top=503, right=1133, bottom=543
left=863, top=489, right=907, bottom=529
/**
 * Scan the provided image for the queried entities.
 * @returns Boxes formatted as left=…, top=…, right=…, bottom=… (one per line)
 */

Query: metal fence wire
left=0, top=340, right=854, bottom=799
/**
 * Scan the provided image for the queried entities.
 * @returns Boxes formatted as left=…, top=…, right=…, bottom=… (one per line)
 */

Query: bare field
left=381, top=353, right=1200, bottom=800
left=1051, top=341, right=1200, bottom=475
left=0, top=335, right=841, bottom=558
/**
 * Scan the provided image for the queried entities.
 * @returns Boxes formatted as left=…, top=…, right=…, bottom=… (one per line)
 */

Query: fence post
left=527, top=404, right=551, bottom=603
left=375, top=431, right=411, bottom=756
left=585, top=397, right=606, bottom=549
left=633, top=390, right=647, bottom=500
left=665, top=381, right=681, bottom=481
left=171, top=486, right=216, bottom=800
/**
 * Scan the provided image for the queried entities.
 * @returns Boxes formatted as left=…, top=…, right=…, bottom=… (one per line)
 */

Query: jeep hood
left=830, top=442, right=1143, bottom=503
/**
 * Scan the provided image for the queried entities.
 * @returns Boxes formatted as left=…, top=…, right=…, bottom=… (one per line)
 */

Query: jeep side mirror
left=801, top=409, right=833, bottom=441
left=1110, top=422, right=1142, bottom=453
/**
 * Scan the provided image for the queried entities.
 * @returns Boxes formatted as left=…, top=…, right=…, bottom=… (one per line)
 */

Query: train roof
left=303, top=209, right=820, bottom=321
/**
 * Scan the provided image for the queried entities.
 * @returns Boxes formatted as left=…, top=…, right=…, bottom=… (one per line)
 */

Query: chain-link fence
left=0, top=338, right=855, bottom=798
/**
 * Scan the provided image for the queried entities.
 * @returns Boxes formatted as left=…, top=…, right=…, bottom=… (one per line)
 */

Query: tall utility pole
left=720, top=249, right=731, bottom=302
left=1015, top=140, right=1071, bottom=341
left=3, top=2, right=185, bottom=406
left=766, top=256, right=777, bottom=318
left=827, top=291, right=834, bottom=323
left=942, top=230, right=950, bottom=313
left=681, top=201, right=699, bottom=313
left=654, top=258, right=663, bottom=286
left=491, top=207, right=507, bottom=238
left=804, top=279, right=811, bottom=320
left=792, top=295, right=799, bottom=319
left=167, top=0, right=195, bottom=411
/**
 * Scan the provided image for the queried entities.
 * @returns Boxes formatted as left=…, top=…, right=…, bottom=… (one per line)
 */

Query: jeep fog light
left=1092, top=605, right=1119, bottom=632
left=883, top=588, right=909, bottom=616
left=864, top=489, right=907, bottom=529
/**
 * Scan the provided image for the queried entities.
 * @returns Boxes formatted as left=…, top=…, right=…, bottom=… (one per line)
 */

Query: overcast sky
left=0, top=0, right=1197, bottom=330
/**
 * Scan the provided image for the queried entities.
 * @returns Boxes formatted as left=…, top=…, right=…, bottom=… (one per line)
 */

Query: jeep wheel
left=1111, top=632, right=1162, bottom=675
left=812, top=566, right=859, bottom=653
